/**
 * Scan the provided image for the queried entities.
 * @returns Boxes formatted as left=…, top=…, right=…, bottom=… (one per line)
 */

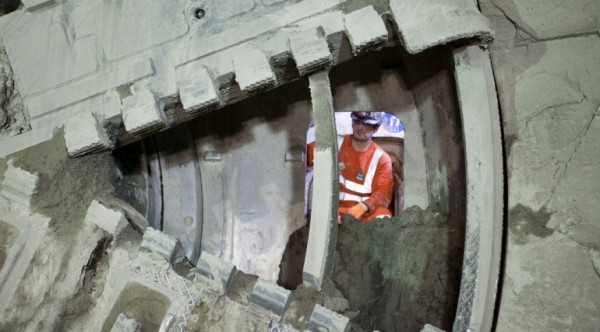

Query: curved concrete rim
left=300, top=41, right=503, bottom=332
left=451, top=46, right=504, bottom=332
left=0, top=2, right=503, bottom=330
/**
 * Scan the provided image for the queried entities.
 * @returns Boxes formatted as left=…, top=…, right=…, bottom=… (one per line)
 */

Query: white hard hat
left=350, top=111, right=385, bottom=125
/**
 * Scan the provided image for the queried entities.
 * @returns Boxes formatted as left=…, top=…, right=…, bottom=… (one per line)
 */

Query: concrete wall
left=400, top=47, right=466, bottom=221
left=481, top=0, right=600, bottom=330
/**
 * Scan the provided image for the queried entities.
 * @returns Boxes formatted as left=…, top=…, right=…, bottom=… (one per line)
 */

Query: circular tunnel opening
left=111, top=44, right=466, bottom=331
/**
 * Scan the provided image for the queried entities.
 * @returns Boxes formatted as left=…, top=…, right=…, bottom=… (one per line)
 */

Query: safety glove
left=347, top=203, right=368, bottom=221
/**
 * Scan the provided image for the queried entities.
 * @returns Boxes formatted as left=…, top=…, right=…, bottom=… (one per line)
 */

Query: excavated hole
left=100, top=282, right=171, bottom=332
left=111, top=45, right=465, bottom=331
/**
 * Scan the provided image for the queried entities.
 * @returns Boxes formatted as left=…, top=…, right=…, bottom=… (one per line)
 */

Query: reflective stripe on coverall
left=337, top=135, right=393, bottom=221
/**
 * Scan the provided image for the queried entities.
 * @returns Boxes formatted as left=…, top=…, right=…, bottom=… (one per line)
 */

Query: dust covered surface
left=14, top=129, right=117, bottom=230
left=0, top=130, right=118, bottom=331
left=333, top=206, right=464, bottom=332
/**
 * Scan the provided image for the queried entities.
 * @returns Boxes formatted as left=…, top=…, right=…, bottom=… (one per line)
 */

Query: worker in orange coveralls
left=307, top=111, right=393, bottom=222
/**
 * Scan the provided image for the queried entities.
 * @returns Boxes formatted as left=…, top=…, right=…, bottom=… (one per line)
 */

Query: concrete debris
left=233, top=50, right=276, bottom=92
left=100, top=197, right=150, bottom=233
left=250, top=278, right=292, bottom=317
left=0, top=159, right=39, bottom=209
left=85, top=200, right=128, bottom=240
left=140, top=227, right=185, bottom=264
left=196, top=251, right=237, bottom=291
left=307, top=304, right=350, bottom=332
left=421, top=323, right=446, bottom=332
left=64, top=112, right=111, bottom=157
left=343, top=5, right=388, bottom=55
left=110, top=313, right=141, bottom=332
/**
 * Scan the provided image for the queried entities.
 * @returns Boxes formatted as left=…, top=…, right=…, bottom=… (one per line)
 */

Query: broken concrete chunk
left=307, top=304, right=350, bottom=332
left=233, top=50, right=276, bottom=92
left=121, top=89, right=166, bottom=135
left=176, top=62, right=219, bottom=112
left=140, top=227, right=185, bottom=264
left=64, top=111, right=111, bottom=157
left=343, top=6, right=388, bottom=54
left=196, top=251, right=237, bottom=290
left=390, top=0, right=493, bottom=54
left=250, top=278, right=292, bottom=317
left=421, top=323, right=446, bottom=332
left=289, top=31, right=332, bottom=76
left=85, top=200, right=128, bottom=240
left=101, top=197, right=149, bottom=232
left=0, top=159, right=39, bottom=209
left=111, top=313, right=141, bottom=332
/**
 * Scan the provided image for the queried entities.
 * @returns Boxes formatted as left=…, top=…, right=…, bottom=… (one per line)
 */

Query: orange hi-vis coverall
left=337, top=135, right=393, bottom=221
left=307, top=135, right=393, bottom=221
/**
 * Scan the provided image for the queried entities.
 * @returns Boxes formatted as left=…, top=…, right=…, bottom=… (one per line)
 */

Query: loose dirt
left=333, top=206, right=464, bottom=332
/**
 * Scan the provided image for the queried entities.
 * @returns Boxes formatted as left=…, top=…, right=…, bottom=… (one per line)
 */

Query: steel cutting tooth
left=233, top=49, right=276, bottom=93
left=289, top=30, right=332, bottom=76
left=343, top=5, right=389, bottom=54
left=389, top=0, right=493, bottom=54
left=176, top=62, right=220, bottom=112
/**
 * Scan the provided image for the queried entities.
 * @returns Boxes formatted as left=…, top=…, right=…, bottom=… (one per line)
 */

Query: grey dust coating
left=0, top=0, right=504, bottom=331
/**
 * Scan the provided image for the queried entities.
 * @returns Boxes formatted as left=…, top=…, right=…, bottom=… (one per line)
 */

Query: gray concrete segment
left=250, top=278, right=293, bottom=317
left=154, top=127, right=203, bottom=264
left=303, top=71, right=338, bottom=290
left=307, top=304, right=350, bottom=332
left=196, top=251, right=237, bottom=291
left=452, top=46, right=503, bottom=332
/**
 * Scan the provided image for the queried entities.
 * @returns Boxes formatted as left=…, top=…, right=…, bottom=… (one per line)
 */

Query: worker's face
left=352, top=119, right=379, bottom=142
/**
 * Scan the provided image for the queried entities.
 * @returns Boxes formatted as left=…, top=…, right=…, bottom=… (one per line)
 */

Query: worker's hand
left=347, top=203, right=368, bottom=220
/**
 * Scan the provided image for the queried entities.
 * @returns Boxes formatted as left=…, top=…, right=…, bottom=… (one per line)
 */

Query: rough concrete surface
left=0, top=0, right=598, bottom=331
left=481, top=0, right=600, bottom=330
